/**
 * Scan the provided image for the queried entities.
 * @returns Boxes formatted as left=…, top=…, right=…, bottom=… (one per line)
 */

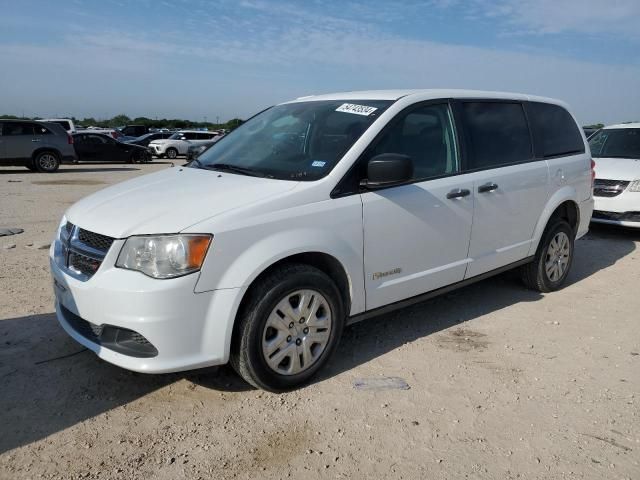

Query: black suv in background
left=119, top=125, right=149, bottom=137
left=0, top=120, right=77, bottom=172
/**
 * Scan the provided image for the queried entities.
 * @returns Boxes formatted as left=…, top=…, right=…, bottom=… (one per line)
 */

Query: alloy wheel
left=545, top=231, right=570, bottom=282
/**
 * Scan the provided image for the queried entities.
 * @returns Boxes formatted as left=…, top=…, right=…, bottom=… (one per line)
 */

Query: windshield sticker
left=335, top=103, right=378, bottom=116
left=311, top=160, right=326, bottom=167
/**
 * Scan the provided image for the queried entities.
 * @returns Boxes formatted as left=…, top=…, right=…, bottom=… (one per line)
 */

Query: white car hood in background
left=594, top=157, right=640, bottom=181
left=66, top=167, right=298, bottom=237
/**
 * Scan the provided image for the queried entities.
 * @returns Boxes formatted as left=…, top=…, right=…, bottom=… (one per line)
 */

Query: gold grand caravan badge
left=373, top=268, right=402, bottom=280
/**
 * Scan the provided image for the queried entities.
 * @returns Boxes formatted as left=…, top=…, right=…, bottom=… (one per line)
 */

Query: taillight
left=590, top=159, right=596, bottom=187
left=67, top=134, right=73, bottom=145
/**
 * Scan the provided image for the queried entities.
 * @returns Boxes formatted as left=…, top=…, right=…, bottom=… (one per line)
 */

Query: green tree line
left=0, top=114, right=244, bottom=131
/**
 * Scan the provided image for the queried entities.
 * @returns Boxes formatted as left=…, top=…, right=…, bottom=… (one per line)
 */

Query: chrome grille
left=593, top=179, right=629, bottom=197
left=57, top=222, right=115, bottom=280
left=68, top=251, right=102, bottom=277
left=78, top=229, right=114, bottom=252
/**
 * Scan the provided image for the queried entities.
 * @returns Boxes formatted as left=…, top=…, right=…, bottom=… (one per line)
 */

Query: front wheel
left=521, top=220, right=574, bottom=292
left=34, top=151, right=60, bottom=173
left=165, top=148, right=178, bottom=159
left=230, top=264, right=345, bottom=391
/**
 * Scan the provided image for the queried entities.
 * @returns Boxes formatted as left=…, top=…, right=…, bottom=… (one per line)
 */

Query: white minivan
left=50, top=90, right=594, bottom=391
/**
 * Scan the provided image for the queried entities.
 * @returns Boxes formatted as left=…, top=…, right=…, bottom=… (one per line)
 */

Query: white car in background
left=41, top=118, right=77, bottom=134
left=590, top=123, right=640, bottom=227
left=148, top=130, right=220, bottom=159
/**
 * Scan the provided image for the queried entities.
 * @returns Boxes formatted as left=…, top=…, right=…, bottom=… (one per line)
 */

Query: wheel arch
left=529, top=187, right=580, bottom=256
left=31, top=147, right=62, bottom=160
left=226, top=250, right=354, bottom=362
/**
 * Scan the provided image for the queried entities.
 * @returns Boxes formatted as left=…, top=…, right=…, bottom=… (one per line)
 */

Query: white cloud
left=440, top=0, right=640, bottom=38
left=0, top=0, right=638, bottom=123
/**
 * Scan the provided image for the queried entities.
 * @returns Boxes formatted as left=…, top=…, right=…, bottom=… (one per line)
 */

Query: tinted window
left=461, top=102, right=532, bottom=169
left=87, top=134, right=109, bottom=144
left=34, top=124, right=52, bottom=135
left=589, top=128, right=640, bottom=160
left=527, top=102, right=584, bottom=158
left=52, top=121, right=71, bottom=131
left=3, top=122, right=35, bottom=136
left=370, top=103, right=459, bottom=180
left=184, top=132, right=199, bottom=140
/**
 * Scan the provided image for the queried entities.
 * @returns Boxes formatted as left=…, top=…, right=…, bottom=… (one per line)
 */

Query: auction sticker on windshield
left=336, top=103, right=378, bottom=116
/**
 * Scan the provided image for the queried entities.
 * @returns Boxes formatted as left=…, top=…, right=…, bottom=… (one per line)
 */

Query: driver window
left=371, top=103, right=459, bottom=180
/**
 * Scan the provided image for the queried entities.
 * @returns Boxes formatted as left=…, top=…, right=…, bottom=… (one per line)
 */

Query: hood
left=66, top=167, right=298, bottom=238
left=594, top=157, right=640, bottom=182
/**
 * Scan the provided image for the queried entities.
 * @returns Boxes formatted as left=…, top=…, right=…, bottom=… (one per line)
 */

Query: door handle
left=478, top=182, right=498, bottom=193
left=446, top=188, right=471, bottom=199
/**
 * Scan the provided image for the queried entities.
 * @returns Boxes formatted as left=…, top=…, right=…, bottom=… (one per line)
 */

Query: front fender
left=196, top=228, right=365, bottom=315
left=527, top=186, right=579, bottom=256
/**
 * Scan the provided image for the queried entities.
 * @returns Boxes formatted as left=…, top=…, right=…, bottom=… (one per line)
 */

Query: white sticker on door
left=335, top=103, right=378, bottom=116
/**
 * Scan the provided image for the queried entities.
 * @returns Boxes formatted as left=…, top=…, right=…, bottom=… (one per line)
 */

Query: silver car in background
left=0, top=120, right=77, bottom=172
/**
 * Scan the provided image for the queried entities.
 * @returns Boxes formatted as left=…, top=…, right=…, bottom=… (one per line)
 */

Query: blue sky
left=0, top=0, right=638, bottom=124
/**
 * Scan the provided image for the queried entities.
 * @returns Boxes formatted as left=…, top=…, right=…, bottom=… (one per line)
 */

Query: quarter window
left=369, top=103, right=459, bottom=180
left=461, top=102, right=533, bottom=169
left=527, top=102, right=584, bottom=158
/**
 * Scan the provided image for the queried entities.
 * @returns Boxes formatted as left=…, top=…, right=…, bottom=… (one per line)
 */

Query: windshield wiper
left=208, top=163, right=268, bottom=177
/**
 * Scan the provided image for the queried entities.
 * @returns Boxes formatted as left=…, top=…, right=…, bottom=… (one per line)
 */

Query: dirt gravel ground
left=1, top=162, right=639, bottom=480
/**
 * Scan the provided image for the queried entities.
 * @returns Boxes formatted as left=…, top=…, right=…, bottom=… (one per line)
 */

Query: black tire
left=166, top=148, right=178, bottom=159
left=521, top=220, right=574, bottom=292
left=34, top=151, right=60, bottom=173
left=230, top=264, right=345, bottom=392
left=25, top=159, right=37, bottom=171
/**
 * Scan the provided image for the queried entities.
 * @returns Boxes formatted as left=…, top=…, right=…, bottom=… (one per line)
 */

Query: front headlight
left=628, top=179, right=640, bottom=192
left=116, top=234, right=212, bottom=279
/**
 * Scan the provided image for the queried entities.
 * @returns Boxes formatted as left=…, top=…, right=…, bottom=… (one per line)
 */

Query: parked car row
left=0, top=119, right=226, bottom=171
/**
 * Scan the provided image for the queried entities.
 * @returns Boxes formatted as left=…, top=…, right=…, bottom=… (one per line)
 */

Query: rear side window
left=3, top=122, right=36, bottom=136
left=461, top=102, right=533, bottom=169
left=34, top=125, right=52, bottom=135
left=527, top=102, right=584, bottom=158
left=53, top=121, right=71, bottom=131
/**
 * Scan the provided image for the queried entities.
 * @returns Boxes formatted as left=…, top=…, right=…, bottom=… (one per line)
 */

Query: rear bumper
left=576, top=197, right=594, bottom=239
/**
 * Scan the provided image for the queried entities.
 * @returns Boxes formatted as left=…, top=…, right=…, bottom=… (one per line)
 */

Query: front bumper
left=148, top=144, right=165, bottom=156
left=50, top=247, right=242, bottom=373
left=592, top=191, right=640, bottom=228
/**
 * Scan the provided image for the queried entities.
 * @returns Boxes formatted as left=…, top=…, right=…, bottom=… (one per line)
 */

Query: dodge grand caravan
left=50, top=90, right=594, bottom=391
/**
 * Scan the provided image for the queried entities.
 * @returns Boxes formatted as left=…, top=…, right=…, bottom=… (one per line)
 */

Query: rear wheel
left=34, top=151, right=60, bottom=173
left=166, top=148, right=178, bottom=159
left=521, top=220, right=574, bottom=292
left=231, top=264, right=345, bottom=391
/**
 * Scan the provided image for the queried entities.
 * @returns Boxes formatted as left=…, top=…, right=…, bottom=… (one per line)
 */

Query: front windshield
left=194, top=100, right=392, bottom=180
left=589, top=128, right=640, bottom=159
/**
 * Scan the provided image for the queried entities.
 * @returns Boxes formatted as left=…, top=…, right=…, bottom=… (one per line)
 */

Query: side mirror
left=362, top=153, right=413, bottom=189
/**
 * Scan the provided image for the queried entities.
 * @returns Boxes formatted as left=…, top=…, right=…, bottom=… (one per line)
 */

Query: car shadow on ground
left=0, top=224, right=637, bottom=454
